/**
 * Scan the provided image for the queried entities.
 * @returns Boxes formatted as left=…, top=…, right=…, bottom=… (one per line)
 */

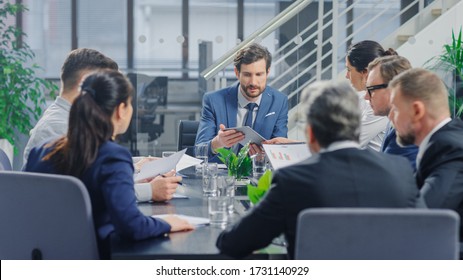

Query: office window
left=78, top=0, right=127, bottom=69
left=189, top=0, right=238, bottom=77
left=133, top=0, right=182, bottom=77
left=22, top=0, right=71, bottom=78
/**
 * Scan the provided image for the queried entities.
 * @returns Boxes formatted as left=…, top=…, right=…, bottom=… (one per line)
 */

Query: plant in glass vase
left=216, top=142, right=252, bottom=181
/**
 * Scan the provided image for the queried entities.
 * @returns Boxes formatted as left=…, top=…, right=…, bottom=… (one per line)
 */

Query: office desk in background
left=110, top=168, right=287, bottom=260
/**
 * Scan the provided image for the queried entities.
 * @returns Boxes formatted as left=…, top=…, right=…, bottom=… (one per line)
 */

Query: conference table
left=110, top=167, right=287, bottom=260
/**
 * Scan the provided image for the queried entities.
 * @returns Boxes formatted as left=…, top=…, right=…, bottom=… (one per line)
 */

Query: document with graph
left=263, top=143, right=311, bottom=170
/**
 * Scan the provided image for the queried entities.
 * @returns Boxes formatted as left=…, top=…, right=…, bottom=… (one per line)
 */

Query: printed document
left=263, top=143, right=311, bottom=170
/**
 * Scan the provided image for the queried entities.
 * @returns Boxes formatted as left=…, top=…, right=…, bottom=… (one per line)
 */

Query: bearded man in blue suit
left=195, top=43, right=288, bottom=162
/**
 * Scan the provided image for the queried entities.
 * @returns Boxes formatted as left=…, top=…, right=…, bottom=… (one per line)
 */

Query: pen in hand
left=158, top=173, right=183, bottom=186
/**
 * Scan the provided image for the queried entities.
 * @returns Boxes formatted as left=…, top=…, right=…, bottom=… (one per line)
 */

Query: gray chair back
left=295, top=208, right=460, bottom=260
left=0, top=148, right=12, bottom=170
left=0, top=171, right=99, bottom=259
left=178, top=120, right=199, bottom=156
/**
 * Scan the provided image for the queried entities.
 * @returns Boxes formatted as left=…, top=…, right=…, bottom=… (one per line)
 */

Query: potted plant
left=216, top=143, right=252, bottom=182
left=0, top=2, right=57, bottom=158
left=425, top=27, right=463, bottom=119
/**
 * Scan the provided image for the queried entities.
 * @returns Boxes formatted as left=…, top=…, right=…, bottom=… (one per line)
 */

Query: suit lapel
left=253, top=89, right=272, bottom=133
left=226, top=84, right=239, bottom=128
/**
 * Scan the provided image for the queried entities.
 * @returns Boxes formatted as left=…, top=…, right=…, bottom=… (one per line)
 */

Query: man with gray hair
left=216, top=80, right=419, bottom=259
left=389, top=68, right=463, bottom=240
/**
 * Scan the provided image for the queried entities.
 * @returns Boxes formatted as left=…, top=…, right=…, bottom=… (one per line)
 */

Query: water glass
left=195, top=143, right=209, bottom=173
left=208, top=196, right=229, bottom=228
left=217, top=175, right=236, bottom=214
left=252, top=152, right=267, bottom=179
left=202, top=162, right=218, bottom=196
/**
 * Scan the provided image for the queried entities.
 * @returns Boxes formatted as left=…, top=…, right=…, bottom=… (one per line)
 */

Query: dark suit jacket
left=25, top=141, right=171, bottom=258
left=195, top=83, right=288, bottom=162
left=216, top=147, right=419, bottom=259
left=416, top=119, right=463, bottom=240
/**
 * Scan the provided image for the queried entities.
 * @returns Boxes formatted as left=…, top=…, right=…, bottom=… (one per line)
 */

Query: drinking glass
left=252, top=152, right=267, bottom=179
left=217, top=175, right=236, bottom=214
left=202, top=162, right=218, bottom=196
left=195, top=143, right=208, bottom=173
left=208, top=196, right=229, bottom=228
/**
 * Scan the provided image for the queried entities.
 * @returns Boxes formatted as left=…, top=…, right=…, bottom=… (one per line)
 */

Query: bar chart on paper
left=263, top=143, right=311, bottom=170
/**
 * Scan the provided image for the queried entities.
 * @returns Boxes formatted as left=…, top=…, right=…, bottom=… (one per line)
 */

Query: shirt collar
left=237, top=84, right=262, bottom=109
left=319, top=140, right=361, bottom=153
left=416, top=117, right=452, bottom=167
left=55, top=96, right=72, bottom=112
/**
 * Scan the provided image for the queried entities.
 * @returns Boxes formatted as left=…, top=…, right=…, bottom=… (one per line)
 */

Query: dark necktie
left=244, top=103, right=257, bottom=128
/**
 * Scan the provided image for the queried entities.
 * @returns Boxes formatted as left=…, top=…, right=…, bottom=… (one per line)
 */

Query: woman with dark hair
left=345, top=40, right=397, bottom=151
left=25, top=70, right=193, bottom=258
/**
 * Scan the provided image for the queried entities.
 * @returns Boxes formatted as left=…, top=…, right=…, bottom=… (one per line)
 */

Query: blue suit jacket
left=25, top=141, right=171, bottom=258
left=195, top=83, right=288, bottom=162
left=382, top=127, right=418, bottom=171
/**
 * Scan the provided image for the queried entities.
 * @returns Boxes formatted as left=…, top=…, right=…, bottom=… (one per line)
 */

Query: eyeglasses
left=366, top=83, right=388, bottom=98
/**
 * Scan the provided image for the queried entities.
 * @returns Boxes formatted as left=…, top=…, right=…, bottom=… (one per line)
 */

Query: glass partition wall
left=15, top=0, right=415, bottom=159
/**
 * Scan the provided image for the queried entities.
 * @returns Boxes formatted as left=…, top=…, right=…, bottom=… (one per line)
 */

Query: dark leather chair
left=177, top=120, right=200, bottom=157
left=0, top=148, right=12, bottom=170
left=295, top=208, right=460, bottom=260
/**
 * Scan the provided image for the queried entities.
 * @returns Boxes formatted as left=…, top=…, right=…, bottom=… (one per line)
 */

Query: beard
left=396, top=131, right=415, bottom=147
left=241, top=84, right=264, bottom=99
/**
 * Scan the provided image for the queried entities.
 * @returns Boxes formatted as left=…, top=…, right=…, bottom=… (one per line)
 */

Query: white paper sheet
left=153, top=214, right=210, bottom=226
left=134, top=149, right=187, bottom=181
left=263, top=143, right=311, bottom=170
left=176, top=154, right=203, bottom=171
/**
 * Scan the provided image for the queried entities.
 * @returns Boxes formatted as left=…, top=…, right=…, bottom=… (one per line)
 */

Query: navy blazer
left=216, top=148, right=419, bottom=259
left=417, top=119, right=463, bottom=240
left=382, top=126, right=418, bottom=171
left=195, top=83, right=288, bottom=162
left=25, top=141, right=171, bottom=257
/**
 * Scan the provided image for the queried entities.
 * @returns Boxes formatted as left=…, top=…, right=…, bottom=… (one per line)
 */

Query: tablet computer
left=224, top=126, right=266, bottom=146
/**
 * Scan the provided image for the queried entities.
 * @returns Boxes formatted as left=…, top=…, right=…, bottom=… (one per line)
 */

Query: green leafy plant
left=216, top=143, right=252, bottom=180
left=425, top=27, right=463, bottom=118
left=0, top=2, right=58, bottom=151
left=247, top=169, right=272, bottom=205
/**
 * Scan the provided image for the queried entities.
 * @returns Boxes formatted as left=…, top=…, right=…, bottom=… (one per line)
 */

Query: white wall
left=396, top=1, right=463, bottom=68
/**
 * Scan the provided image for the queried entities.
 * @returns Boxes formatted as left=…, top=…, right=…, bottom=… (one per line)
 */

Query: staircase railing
left=199, top=0, right=451, bottom=138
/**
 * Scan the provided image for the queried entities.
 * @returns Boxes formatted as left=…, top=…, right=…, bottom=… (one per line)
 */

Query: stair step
left=397, top=35, right=412, bottom=43
left=431, top=8, right=442, bottom=16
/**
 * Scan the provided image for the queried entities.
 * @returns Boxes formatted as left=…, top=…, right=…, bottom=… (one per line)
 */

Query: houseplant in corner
left=425, top=27, right=463, bottom=119
left=0, top=2, right=57, bottom=158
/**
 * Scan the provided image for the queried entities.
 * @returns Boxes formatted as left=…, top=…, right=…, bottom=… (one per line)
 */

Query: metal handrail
left=200, top=0, right=314, bottom=80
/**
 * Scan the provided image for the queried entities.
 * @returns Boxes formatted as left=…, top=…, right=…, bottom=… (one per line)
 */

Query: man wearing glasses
left=365, top=55, right=418, bottom=170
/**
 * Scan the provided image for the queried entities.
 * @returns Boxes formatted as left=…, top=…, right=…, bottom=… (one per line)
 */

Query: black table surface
left=110, top=168, right=287, bottom=260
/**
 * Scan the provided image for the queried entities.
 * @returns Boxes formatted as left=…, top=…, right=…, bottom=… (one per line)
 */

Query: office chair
left=0, top=171, right=99, bottom=259
left=295, top=208, right=460, bottom=260
left=0, top=148, right=12, bottom=170
left=119, top=73, right=168, bottom=155
left=178, top=120, right=200, bottom=157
